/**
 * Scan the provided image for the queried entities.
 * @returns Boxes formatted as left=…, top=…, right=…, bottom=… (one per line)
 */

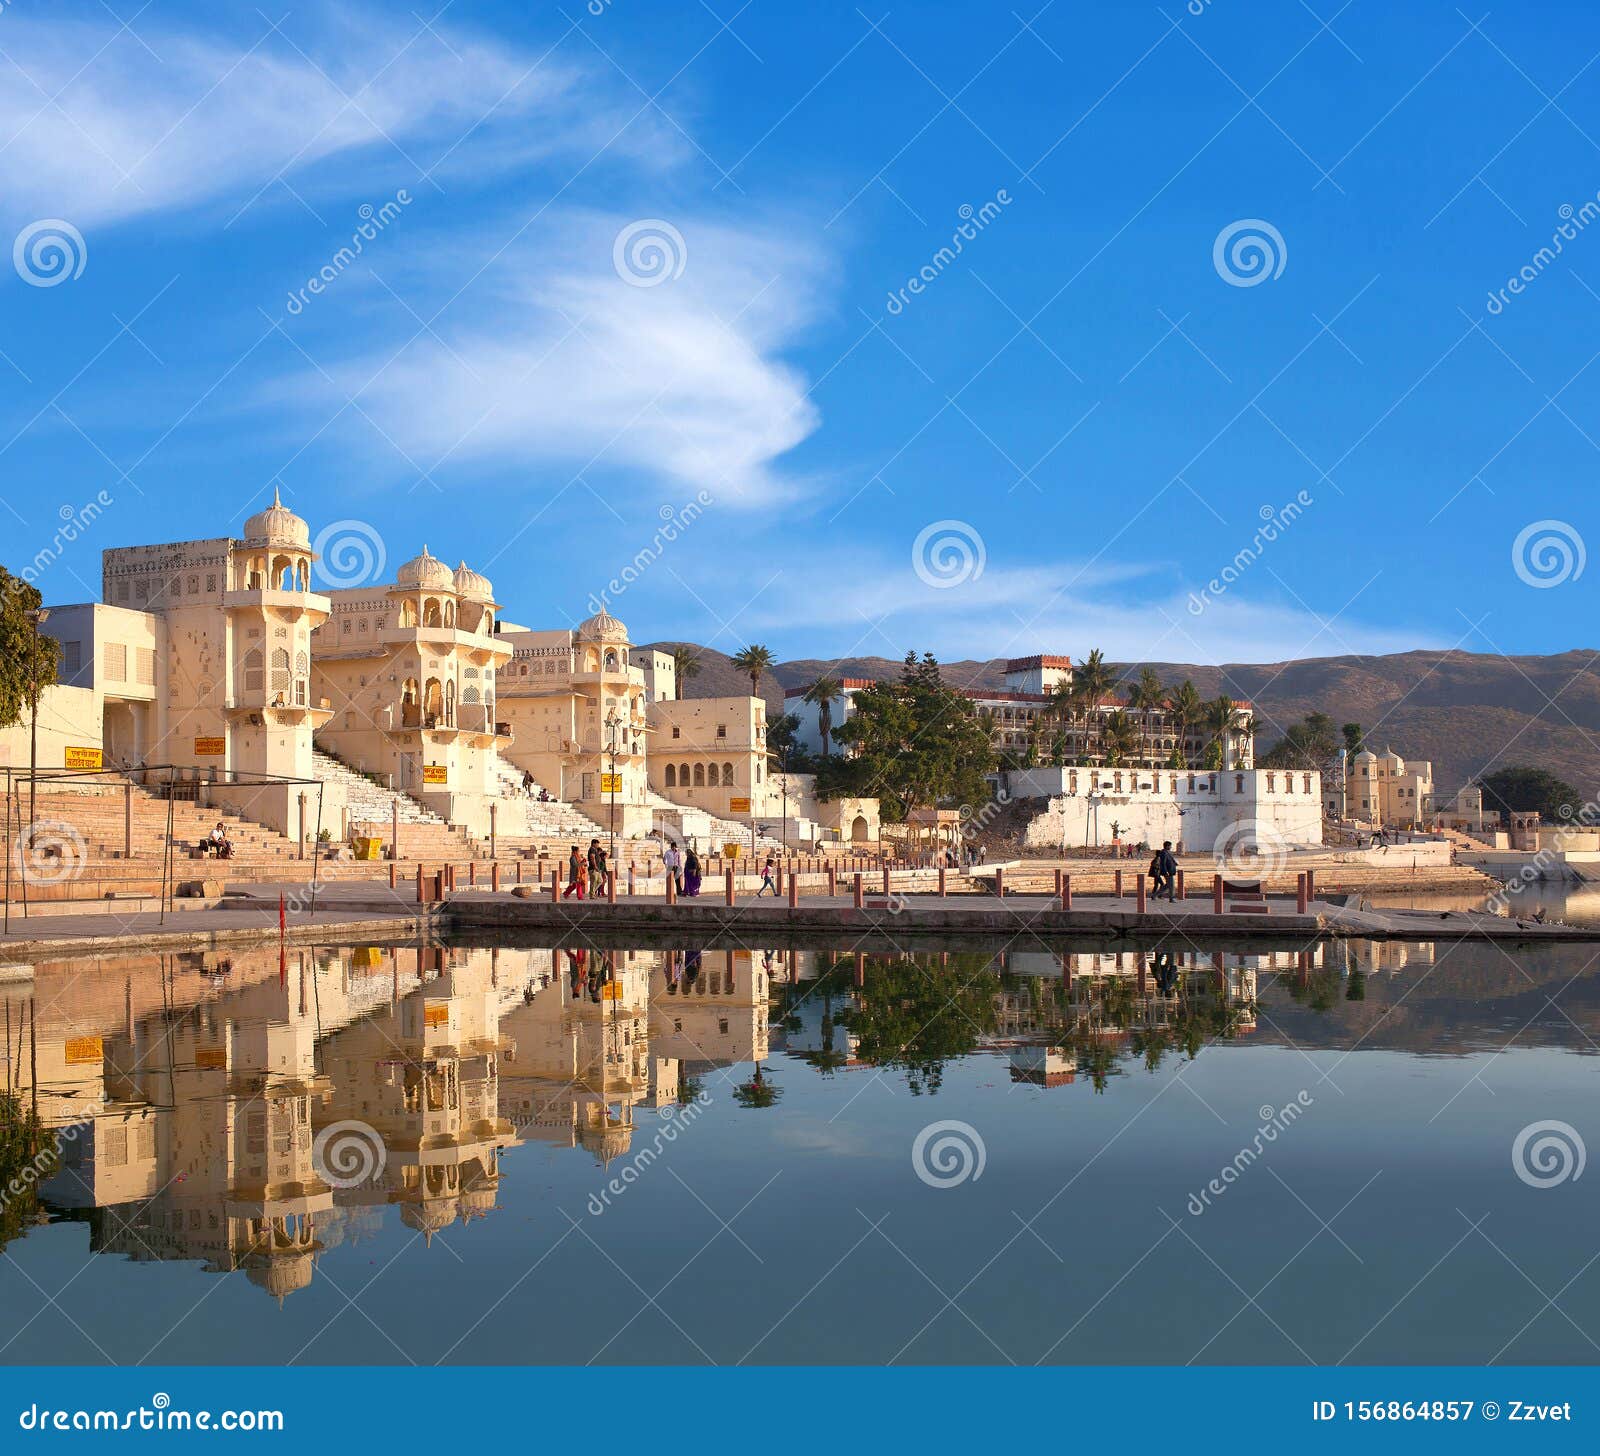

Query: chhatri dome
left=575, top=608, right=629, bottom=643
left=242, top=487, right=310, bottom=548
left=454, top=561, right=493, bottom=601
left=396, top=545, right=455, bottom=592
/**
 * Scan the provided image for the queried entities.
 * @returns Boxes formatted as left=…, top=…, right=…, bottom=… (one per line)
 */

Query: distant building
left=1346, top=748, right=1433, bottom=828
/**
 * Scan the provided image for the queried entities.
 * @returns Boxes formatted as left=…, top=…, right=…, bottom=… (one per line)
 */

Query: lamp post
left=604, top=707, right=622, bottom=874
left=26, top=608, right=49, bottom=833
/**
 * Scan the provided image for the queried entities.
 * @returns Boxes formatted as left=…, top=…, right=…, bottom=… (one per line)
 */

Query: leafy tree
left=0, top=568, right=59, bottom=730
left=1260, top=711, right=1340, bottom=770
left=1205, top=695, right=1246, bottom=769
left=1169, top=678, right=1203, bottom=767
left=827, top=653, right=995, bottom=821
left=1479, top=767, right=1586, bottom=824
left=670, top=646, right=702, bottom=699
left=802, top=676, right=843, bottom=759
left=765, top=712, right=813, bottom=772
left=731, top=1064, right=783, bottom=1109
left=1101, top=709, right=1139, bottom=766
left=1341, top=722, right=1365, bottom=756
left=1127, top=666, right=1164, bottom=761
left=731, top=643, right=775, bottom=697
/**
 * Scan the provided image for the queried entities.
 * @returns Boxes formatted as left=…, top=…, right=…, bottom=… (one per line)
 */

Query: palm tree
left=1127, top=666, right=1164, bottom=764
left=671, top=646, right=702, bottom=700
left=1074, top=649, right=1113, bottom=762
left=803, top=676, right=844, bottom=758
left=1205, top=695, right=1245, bottom=770
left=731, top=644, right=775, bottom=697
left=1101, top=710, right=1139, bottom=767
left=1169, top=679, right=1203, bottom=767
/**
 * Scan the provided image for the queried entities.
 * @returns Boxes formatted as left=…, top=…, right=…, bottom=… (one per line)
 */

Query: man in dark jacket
left=1154, top=840, right=1178, bottom=901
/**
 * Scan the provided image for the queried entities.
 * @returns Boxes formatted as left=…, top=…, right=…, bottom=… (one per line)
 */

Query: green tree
left=0, top=568, right=60, bottom=731
left=827, top=653, right=995, bottom=821
left=1479, top=767, right=1585, bottom=823
left=1074, top=649, right=1113, bottom=761
left=802, top=675, right=844, bottom=759
left=765, top=712, right=813, bottom=772
left=1127, top=666, right=1164, bottom=762
left=1101, top=709, right=1139, bottom=767
left=1205, top=695, right=1246, bottom=769
left=731, top=643, right=775, bottom=697
left=1341, top=722, right=1365, bottom=756
left=1261, top=711, right=1340, bottom=770
left=1169, top=678, right=1203, bottom=767
left=670, top=646, right=702, bottom=699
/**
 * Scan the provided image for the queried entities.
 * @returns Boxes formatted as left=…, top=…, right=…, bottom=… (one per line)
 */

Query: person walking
left=757, top=853, right=777, bottom=896
left=663, top=840, right=683, bottom=894
left=588, top=838, right=608, bottom=897
left=563, top=846, right=585, bottom=900
left=683, top=847, right=703, bottom=897
left=1154, top=840, right=1178, bottom=902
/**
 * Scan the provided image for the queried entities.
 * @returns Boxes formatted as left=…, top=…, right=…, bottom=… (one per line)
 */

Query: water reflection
left=0, top=931, right=1593, bottom=1319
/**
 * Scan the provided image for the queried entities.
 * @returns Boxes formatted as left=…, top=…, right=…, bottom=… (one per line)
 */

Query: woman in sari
left=683, top=847, right=703, bottom=898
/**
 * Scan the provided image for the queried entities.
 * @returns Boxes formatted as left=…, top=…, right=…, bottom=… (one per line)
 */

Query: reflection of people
left=1152, top=951, right=1178, bottom=996
left=683, top=848, right=703, bottom=897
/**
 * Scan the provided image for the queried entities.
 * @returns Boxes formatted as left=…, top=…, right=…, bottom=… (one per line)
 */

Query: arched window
left=400, top=599, right=417, bottom=628
left=722, top=763, right=734, bottom=786
left=401, top=678, right=419, bottom=726
left=423, top=598, right=441, bottom=628
left=275, top=556, right=294, bottom=590
left=678, top=763, right=690, bottom=784
left=242, top=648, right=263, bottom=694
left=423, top=679, right=443, bottom=725
left=604, top=649, right=618, bottom=671
left=693, top=763, right=705, bottom=787
left=664, top=764, right=677, bottom=788
left=294, top=650, right=308, bottom=706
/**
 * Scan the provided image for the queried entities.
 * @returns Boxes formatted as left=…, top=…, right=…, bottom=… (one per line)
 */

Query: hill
left=644, top=642, right=1600, bottom=794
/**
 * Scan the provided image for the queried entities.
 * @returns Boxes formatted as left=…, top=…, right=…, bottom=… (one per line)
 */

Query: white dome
left=397, top=545, right=455, bottom=591
left=576, top=609, right=629, bottom=643
left=242, top=488, right=310, bottom=548
left=454, top=561, right=493, bottom=601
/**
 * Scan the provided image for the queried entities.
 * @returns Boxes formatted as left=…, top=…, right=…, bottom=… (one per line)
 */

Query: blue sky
left=1, top=0, right=1595, bottom=665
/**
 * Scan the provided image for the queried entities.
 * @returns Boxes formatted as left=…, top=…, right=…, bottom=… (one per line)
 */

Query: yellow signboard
left=64, top=1036, right=103, bottom=1066
left=194, top=736, right=226, bottom=756
left=195, top=1047, right=228, bottom=1070
left=729, top=796, right=751, bottom=814
left=422, top=764, right=448, bottom=785
left=64, top=746, right=102, bottom=771
left=424, top=1003, right=450, bottom=1027
left=723, top=843, right=740, bottom=859
left=600, top=982, right=623, bottom=1001
left=600, top=772, right=623, bottom=794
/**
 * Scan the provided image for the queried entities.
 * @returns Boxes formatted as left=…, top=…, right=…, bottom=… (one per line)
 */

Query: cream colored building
left=493, top=610, right=654, bottom=838
left=1347, top=748, right=1433, bottom=828
left=309, top=546, right=512, bottom=837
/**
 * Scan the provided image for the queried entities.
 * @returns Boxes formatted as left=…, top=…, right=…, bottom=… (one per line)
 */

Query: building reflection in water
left=0, top=935, right=1398, bottom=1299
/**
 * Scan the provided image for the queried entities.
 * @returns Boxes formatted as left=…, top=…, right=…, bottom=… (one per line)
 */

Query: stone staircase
left=487, top=755, right=608, bottom=841
left=642, top=787, right=785, bottom=855
left=311, top=748, right=476, bottom=861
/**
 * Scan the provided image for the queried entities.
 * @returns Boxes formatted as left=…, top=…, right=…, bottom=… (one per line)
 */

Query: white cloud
left=709, top=554, right=1441, bottom=665
left=0, top=9, right=664, bottom=227
left=275, top=210, right=828, bottom=505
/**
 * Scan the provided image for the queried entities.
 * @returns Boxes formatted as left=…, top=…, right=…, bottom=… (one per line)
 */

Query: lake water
left=2, top=929, right=1598, bottom=1366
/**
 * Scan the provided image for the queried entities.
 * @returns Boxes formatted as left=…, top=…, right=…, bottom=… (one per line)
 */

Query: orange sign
left=729, top=796, right=751, bottom=814
left=64, top=1036, right=103, bottom=1066
left=422, top=764, right=448, bottom=785
left=195, top=1047, right=228, bottom=1070
left=600, top=772, right=623, bottom=794
left=600, top=982, right=623, bottom=1001
left=64, top=746, right=102, bottom=770
left=424, top=1003, right=450, bottom=1027
left=194, top=736, right=226, bottom=756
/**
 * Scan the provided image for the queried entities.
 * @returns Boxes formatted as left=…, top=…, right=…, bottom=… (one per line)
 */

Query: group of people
left=561, top=839, right=612, bottom=899
left=1146, top=840, right=1178, bottom=901
left=659, top=839, right=704, bottom=897
left=518, top=770, right=552, bottom=803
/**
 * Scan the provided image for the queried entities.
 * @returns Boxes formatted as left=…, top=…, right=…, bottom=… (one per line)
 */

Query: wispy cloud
left=0, top=8, right=666, bottom=228
left=273, top=209, right=829, bottom=505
